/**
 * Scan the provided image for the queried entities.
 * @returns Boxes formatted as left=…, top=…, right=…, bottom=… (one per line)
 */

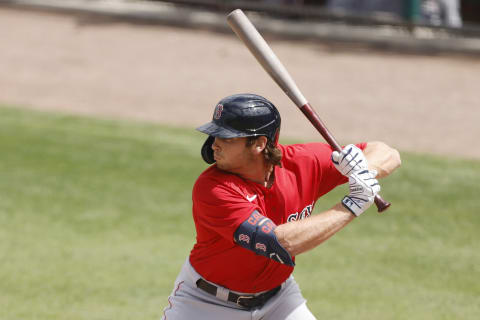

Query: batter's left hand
left=331, top=144, right=368, bottom=177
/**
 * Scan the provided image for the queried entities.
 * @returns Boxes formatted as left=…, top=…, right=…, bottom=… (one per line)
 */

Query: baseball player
left=162, top=94, right=401, bottom=319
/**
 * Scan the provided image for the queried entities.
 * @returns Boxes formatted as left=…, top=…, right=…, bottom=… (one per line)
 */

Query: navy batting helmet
left=197, top=93, right=281, bottom=164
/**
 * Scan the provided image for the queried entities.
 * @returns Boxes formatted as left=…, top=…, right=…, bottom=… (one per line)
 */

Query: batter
left=162, top=94, right=401, bottom=319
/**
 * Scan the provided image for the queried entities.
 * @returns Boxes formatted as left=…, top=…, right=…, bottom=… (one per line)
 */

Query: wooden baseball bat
left=227, top=9, right=390, bottom=212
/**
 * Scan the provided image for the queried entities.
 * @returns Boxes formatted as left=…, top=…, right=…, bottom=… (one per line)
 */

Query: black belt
left=196, top=278, right=281, bottom=309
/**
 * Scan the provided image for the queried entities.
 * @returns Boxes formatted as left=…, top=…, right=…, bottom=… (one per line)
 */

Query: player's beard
left=214, top=152, right=229, bottom=170
left=215, top=150, right=254, bottom=173
left=215, top=154, right=234, bottom=171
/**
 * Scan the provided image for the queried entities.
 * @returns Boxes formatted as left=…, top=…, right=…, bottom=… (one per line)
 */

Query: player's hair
left=246, top=136, right=282, bottom=168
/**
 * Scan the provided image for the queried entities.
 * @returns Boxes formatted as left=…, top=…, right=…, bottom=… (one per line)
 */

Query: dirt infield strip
left=1, top=7, right=479, bottom=159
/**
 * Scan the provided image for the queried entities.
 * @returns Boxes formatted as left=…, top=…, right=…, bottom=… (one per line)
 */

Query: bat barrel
left=227, top=9, right=308, bottom=108
left=227, top=9, right=391, bottom=213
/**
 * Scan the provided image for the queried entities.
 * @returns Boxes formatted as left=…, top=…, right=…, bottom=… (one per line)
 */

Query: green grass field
left=0, top=105, right=478, bottom=320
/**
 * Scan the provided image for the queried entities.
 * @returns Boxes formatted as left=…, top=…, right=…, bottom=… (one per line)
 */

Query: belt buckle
left=236, top=295, right=255, bottom=308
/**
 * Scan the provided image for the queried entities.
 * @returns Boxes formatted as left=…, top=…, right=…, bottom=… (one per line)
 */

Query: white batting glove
left=342, top=169, right=381, bottom=216
left=331, top=144, right=368, bottom=177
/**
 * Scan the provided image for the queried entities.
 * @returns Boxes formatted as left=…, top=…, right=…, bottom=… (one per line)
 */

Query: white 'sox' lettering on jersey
left=287, top=202, right=314, bottom=222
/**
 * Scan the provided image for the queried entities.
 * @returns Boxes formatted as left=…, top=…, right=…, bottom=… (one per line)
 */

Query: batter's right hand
left=331, top=144, right=368, bottom=177
left=342, top=169, right=380, bottom=217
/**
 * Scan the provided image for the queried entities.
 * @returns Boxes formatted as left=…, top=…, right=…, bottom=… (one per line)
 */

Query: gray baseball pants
left=162, top=259, right=317, bottom=320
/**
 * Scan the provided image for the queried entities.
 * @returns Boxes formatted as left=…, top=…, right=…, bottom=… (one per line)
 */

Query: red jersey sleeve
left=313, top=142, right=367, bottom=198
left=281, top=142, right=367, bottom=199
left=192, top=172, right=259, bottom=244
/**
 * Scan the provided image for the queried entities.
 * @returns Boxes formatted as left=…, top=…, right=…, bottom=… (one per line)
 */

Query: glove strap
left=342, top=196, right=362, bottom=217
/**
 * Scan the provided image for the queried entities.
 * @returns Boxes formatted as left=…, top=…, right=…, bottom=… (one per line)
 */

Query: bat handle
left=299, top=103, right=391, bottom=213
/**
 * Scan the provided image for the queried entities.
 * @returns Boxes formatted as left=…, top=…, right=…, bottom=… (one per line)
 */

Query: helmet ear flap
left=201, top=136, right=215, bottom=164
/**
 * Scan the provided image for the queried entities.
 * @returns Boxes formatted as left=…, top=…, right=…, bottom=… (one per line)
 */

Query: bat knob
left=374, top=195, right=391, bottom=212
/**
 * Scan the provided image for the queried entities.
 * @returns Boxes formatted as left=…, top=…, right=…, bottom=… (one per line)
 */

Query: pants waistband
left=196, top=278, right=281, bottom=310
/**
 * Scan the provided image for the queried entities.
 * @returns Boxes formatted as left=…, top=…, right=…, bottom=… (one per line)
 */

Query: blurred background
left=0, top=1, right=479, bottom=319
left=1, top=0, right=480, bottom=157
left=152, top=0, right=477, bottom=27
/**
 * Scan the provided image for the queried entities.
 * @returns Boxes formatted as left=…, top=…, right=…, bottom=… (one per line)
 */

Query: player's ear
left=255, top=136, right=267, bottom=153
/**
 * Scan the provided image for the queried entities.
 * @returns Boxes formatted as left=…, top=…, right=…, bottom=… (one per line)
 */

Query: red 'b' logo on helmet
left=214, top=104, right=223, bottom=120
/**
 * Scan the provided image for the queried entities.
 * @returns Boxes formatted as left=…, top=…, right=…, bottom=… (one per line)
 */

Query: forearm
left=363, top=141, right=401, bottom=178
left=273, top=142, right=399, bottom=258
left=274, top=203, right=354, bottom=257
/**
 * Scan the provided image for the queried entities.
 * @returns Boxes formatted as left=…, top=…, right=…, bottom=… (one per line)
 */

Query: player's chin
left=215, top=159, right=231, bottom=171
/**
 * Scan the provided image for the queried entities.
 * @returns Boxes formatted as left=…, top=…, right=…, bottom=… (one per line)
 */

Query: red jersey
left=189, top=142, right=366, bottom=293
